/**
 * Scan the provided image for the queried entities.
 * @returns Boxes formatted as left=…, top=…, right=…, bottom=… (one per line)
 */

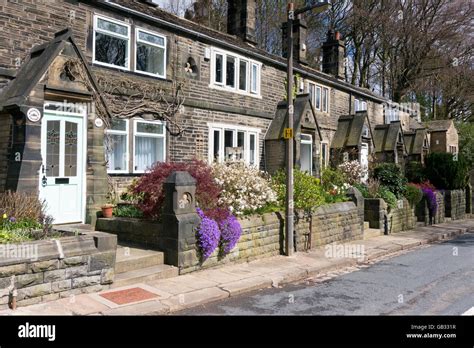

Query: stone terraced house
left=0, top=0, right=422, bottom=226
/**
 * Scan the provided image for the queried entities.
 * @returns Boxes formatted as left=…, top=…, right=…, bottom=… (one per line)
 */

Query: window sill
left=208, top=84, right=262, bottom=99
left=92, top=63, right=172, bottom=82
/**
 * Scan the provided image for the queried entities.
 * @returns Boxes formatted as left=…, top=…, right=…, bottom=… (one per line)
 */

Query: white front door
left=39, top=103, right=86, bottom=224
left=360, top=143, right=369, bottom=183
left=300, top=134, right=313, bottom=175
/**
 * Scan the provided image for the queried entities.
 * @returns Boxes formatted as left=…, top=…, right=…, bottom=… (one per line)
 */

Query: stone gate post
left=161, top=171, right=201, bottom=274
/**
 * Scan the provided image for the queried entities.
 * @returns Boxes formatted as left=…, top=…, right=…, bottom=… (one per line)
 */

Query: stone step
left=115, top=246, right=164, bottom=274
left=364, top=228, right=383, bottom=240
left=111, top=264, right=178, bottom=288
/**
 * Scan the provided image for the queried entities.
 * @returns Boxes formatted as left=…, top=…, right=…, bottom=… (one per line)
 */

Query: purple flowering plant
left=195, top=208, right=220, bottom=260
left=217, top=211, right=242, bottom=258
left=195, top=207, right=242, bottom=261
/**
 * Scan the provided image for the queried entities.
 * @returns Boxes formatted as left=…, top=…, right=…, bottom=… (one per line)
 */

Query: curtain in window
left=135, top=136, right=164, bottom=171
left=107, top=134, right=127, bottom=171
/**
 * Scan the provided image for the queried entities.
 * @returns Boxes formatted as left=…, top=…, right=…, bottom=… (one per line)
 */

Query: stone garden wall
left=444, top=189, right=466, bottom=220
left=388, top=198, right=416, bottom=234
left=96, top=218, right=163, bottom=250
left=415, top=192, right=445, bottom=225
left=295, top=202, right=364, bottom=251
left=0, top=232, right=116, bottom=309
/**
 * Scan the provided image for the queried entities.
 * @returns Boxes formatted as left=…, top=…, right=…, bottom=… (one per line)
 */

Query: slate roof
left=409, top=117, right=425, bottom=130
left=331, top=112, right=371, bottom=149
left=0, top=28, right=108, bottom=115
left=426, top=120, right=453, bottom=132
left=374, top=121, right=404, bottom=153
left=96, top=0, right=387, bottom=102
left=265, top=93, right=322, bottom=141
left=404, top=129, right=428, bottom=155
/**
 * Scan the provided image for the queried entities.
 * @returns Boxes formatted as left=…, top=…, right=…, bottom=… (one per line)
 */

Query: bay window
left=211, top=48, right=261, bottom=96
left=209, top=124, right=259, bottom=167
left=136, top=29, right=166, bottom=78
left=105, top=119, right=129, bottom=173
left=93, top=15, right=130, bottom=69
left=134, top=120, right=166, bottom=173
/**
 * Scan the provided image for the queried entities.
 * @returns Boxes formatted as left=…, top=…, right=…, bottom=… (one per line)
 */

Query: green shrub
left=405, top=161, right=426, bottom=183
left=425, top=153, right=469, bottom=189
left=272, top=169, right=326, bottom=210
left=373, top=163, right=407, bottom=198
left=404, top=184, right=423, bottom=206
left=353, top=183, right=369, bottom=198
left=321, top=167, right=347, bottom=191
left=114, top=204, right=144, bottom=218
left=379, top=186, right=398, bottom=210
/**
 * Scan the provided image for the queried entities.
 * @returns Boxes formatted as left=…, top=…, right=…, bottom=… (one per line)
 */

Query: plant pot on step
left=101, top=204, right=114, bottom=218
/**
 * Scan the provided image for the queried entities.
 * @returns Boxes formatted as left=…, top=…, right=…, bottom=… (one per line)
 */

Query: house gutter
left=98, top=1, right=387, bottom=104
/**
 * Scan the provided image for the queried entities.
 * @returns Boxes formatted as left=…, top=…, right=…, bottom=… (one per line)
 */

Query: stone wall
left=364, top=198, right=386, bottom=230
left=96, top=217, right=163, bottom=250
left=189, top=213, right=283, bottom=273
left=295, top=202, right=364, bottom=251
left=444, top=189, right=466, bottom=220
left=388, top=198, right=416, bottom=234
left=0, top=232, right=116, bottom=309
left=415, top=192, right=445, bottom=225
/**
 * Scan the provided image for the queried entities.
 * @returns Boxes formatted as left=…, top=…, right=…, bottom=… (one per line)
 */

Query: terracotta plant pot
left=101, top=206, right=114, bottom=218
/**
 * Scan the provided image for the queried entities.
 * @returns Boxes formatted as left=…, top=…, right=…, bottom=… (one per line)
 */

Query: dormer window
left=211, top=48, right=261, bottom=97
left=355, top=98, right=367, bottom=112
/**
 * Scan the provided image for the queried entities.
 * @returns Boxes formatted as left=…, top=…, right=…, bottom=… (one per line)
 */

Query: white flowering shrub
left=212, top=162, right=277, bottom=215
left=337, top=160, right=365, bottom=184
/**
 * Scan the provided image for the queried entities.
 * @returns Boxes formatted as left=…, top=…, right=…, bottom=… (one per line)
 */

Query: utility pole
left=285, top=0, right=331, bottom=256
left=285, top=2, right=295, bottom=256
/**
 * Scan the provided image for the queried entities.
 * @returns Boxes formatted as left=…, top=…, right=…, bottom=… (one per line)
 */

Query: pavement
left=1, top=219, right=473, bottom=316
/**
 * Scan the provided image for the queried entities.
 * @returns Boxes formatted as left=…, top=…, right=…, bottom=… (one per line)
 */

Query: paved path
left=1, top=219, right=473, bottom=316
left=178, top=232, right=474, bottom=315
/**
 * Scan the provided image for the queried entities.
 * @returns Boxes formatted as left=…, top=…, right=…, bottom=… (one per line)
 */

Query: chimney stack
left=227, top=0, right=257, bottom=45
left=281, top=17, right=308, bottom=65
left=321, top=30, right=345, bottom=79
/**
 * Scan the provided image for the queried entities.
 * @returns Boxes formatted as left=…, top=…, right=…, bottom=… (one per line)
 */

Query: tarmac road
left=178, top=232, right=474, bottom=315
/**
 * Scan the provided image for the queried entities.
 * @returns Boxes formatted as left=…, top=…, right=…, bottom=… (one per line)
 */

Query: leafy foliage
left=425, top=153, right=469, bottom=189
left=373, top=163, right=407, bottom=198
left=405, top=161, right=427, bottom=184
left=404, top=184, right=423, bottom=206
left=113, top=204, right=144, bottom=218
left=273, top=169, right=327, bottom=210
left=321, top=167, right=347, bottom=191
left=131, top=160, right=221, bottom=220
left=212, top=162, right=277, bottom=216
left=337, top=160, right=365, bottom=184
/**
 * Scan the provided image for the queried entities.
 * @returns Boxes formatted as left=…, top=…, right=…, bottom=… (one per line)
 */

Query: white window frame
left=105, top=119, right=129, bottom=174
left=300, top=134, right=313, bottom=175
left=238, top=59, right=249, bottom=92
left=134, top=27, right=167, bottom=79
left=133, top=119, right=166, bottom=174
left=308, top=82, right=325, bottom=111
left=210, top=48, right=262, bottom=98
left=208, top=123, right=261, bottom=168
left=93, top=14, right=131, bottom=70
left=322, top=87, right=329, bottom=113
left=320, top=141, right=329, bottom=170
left=355, top=98, right=367, bottom=112
left=250, top=62, right=260, bottom=95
